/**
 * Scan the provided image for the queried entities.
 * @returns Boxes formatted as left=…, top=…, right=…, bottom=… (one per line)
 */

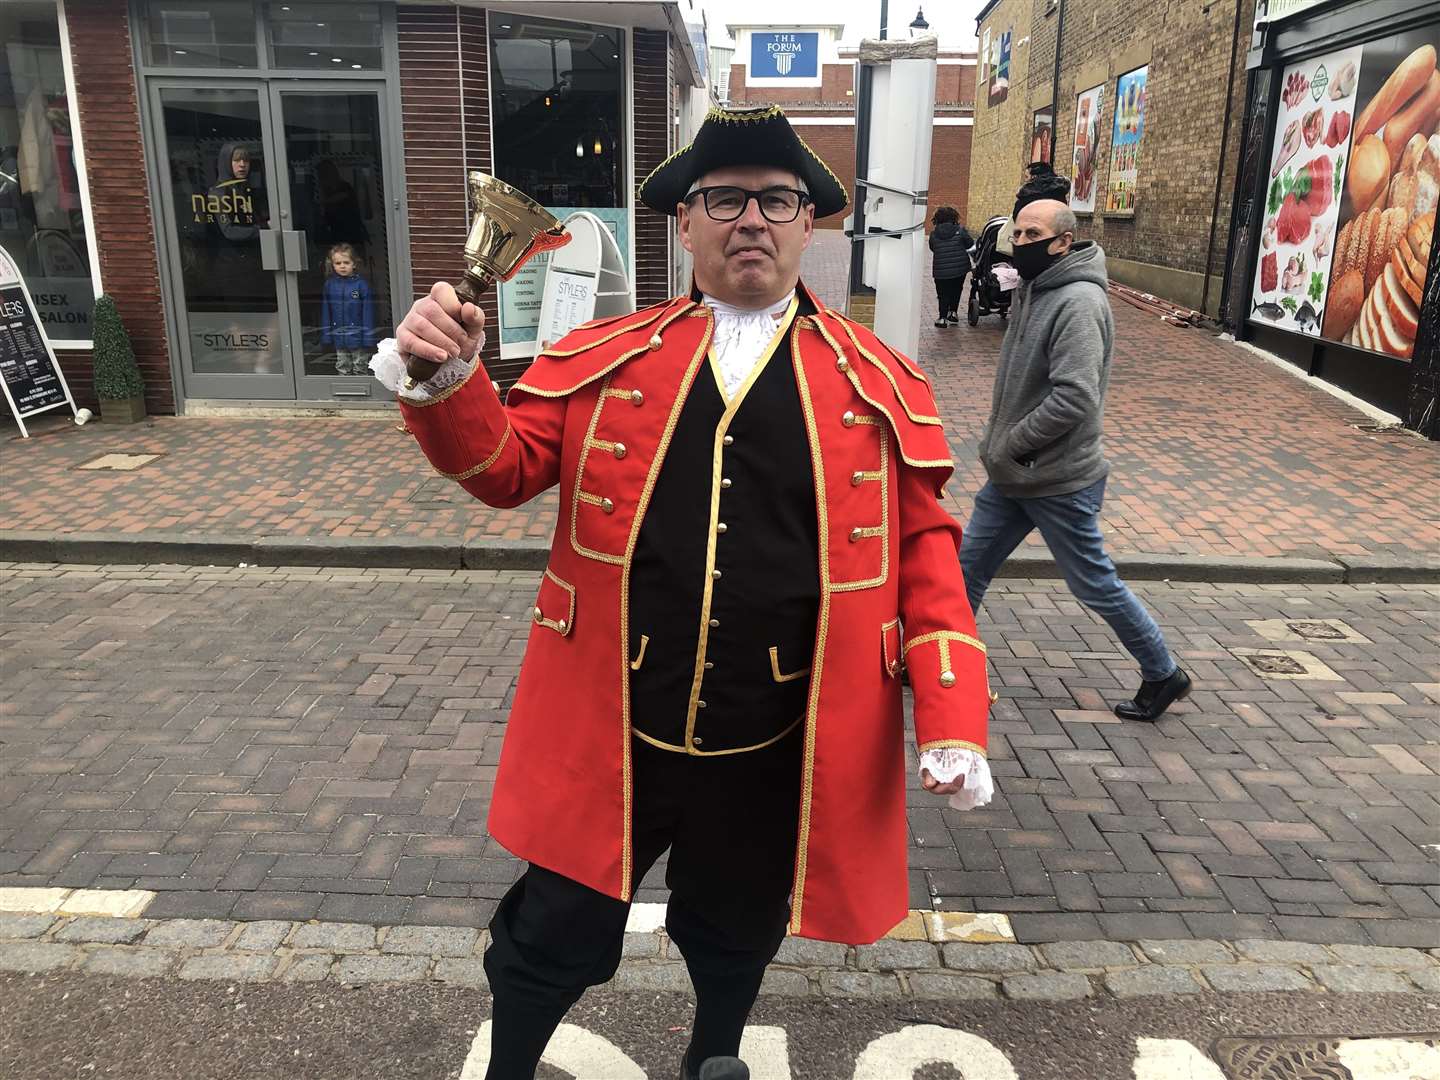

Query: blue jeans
left=960, top=477, right=1176, bottom=682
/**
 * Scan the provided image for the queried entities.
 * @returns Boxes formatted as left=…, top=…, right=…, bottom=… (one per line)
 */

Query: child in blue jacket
left=321, top=243, right=375, bottom=374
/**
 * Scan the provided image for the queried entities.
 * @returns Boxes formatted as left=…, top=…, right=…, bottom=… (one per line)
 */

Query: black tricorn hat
left=638, top=104, right=849, bottom=219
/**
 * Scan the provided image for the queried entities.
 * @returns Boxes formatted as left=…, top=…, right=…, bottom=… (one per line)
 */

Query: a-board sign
left=535, top=211, right=635, bottom=352
left=0, top=245, right=77, bottom=437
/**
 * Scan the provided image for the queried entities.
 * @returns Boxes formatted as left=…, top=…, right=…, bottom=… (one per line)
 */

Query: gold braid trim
left=918, top=739, right=987, bottom=757
left=435, top=422, right=512, bottom=480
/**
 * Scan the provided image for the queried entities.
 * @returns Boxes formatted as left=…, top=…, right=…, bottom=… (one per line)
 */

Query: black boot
left=1114, top=668, right=1192, bottom=721
left=681, top=1053, right=749, bottom=1080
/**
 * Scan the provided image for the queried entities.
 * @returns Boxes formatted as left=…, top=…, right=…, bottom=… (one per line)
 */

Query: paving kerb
left=7, top=529, right=1435, bottom=582
left=3, top=899, right=1438, bottom=1000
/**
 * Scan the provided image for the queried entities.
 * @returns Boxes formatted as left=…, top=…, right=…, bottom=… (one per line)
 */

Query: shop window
left=143, top=0, right=259, bottom=68
left=266, top=2, right=382, bottom=71
left=0, top=2, right=95, bottom=342
left=489, top=15, right=628, bottom=347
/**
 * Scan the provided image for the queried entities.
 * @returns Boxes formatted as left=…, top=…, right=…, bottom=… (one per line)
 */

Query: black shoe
left=1114, top=668, right=1192, bottom=721
left=934, top=318, right=947, bottom=328
left=681, top=1053, right=749, bottom=1080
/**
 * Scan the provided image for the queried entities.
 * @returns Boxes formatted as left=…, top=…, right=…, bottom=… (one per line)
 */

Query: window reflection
left=266, top=3, right=383, bottom=71
left=144, top=0, right=259, bottom=68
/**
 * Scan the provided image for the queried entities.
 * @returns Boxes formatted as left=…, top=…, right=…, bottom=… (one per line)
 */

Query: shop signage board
left=749, top=32, right=819, bottom=80
left=499, top=206, right=630, bottom=350
left=535, top=211, right=635, bottom=352
left=1070, top=85, right=1105, bottom=214
left=1250, top=26, right=1438, bottom=361
left=0, top=244, right=78, bottom=437
left=1104, top=67, right=1148, bottom=214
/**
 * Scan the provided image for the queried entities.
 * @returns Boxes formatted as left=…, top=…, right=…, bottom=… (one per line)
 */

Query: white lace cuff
left=370, top=334, right=486, bottom=401
left=919, top=748, right=994, bottom=811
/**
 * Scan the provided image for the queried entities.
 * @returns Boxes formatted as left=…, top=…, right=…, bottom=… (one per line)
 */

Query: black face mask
left=1011, top=235, right=1068, bottom=281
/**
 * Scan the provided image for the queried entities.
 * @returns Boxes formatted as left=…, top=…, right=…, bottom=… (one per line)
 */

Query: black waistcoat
left=627, top=299, right=820, bottom=754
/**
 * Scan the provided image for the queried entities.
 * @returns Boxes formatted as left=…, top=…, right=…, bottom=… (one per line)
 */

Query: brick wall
left=67, top=0, right=172, bottom=413
left=632, top=29, right=672, bottom=308
left=971, top=0, right=1257, bottom=310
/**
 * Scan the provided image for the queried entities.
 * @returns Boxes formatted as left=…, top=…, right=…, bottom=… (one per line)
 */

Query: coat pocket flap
left=532, top=570, right=576, bottom=636
left=882, top=618, right=902, bottom=678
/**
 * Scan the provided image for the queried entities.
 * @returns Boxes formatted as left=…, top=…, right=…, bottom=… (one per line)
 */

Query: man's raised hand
left=396, top=281, right=486, bottom=384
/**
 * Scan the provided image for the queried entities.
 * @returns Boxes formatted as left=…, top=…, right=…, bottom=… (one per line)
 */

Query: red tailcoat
left=399, top=283, right=990, bottom=944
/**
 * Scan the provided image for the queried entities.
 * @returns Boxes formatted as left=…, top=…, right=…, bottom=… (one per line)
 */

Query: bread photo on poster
left=1322, top=31, right=1440, bottom=361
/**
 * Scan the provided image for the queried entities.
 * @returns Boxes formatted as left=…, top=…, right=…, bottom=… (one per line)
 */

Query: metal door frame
left=145, top=77, right=299, bottom=400
left=267, top=79, right=401, bottom=403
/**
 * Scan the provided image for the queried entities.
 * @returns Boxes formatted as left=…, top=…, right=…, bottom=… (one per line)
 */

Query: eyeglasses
left=684, top=186, right=811, bottom=223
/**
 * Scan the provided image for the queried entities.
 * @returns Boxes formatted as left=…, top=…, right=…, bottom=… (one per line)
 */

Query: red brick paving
left=2, top=233, right=1436, bottom=560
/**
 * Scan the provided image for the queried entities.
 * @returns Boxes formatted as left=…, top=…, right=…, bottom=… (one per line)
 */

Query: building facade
left=0, top=0, right=708, bottom=413
left=722, top=23, right=976, bottom=233
left=969, top=0, right=1256, bottom=316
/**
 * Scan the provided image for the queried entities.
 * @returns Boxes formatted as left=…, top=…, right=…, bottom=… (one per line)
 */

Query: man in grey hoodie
left=961, top=197, right=1192, bottom=722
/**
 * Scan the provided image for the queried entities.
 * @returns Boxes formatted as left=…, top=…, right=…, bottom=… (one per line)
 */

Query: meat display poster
left=1251, top=26, right=1439, bottom=361
left=1104, top=67, right=1148, bottom=213
left=1070, top=84, right=1105, bottom=214
left=1030, top=108, right=1054, bottom=167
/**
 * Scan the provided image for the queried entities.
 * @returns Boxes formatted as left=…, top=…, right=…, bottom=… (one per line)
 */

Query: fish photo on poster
left=1322, top=28, right=1440, bottom=362
left=1252, top=43, right=1365, bottom=337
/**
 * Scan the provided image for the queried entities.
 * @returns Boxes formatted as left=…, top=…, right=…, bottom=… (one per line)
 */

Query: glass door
left=151, top=82, right=296, bottom=399
left=269, top=85, right=396, bottom=401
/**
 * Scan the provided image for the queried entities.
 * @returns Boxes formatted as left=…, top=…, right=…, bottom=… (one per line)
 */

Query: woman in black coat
left=928, top=206, right=972, bottom=327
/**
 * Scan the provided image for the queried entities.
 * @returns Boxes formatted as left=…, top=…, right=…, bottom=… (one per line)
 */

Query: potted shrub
left=91, top=295, right=147, bottom=424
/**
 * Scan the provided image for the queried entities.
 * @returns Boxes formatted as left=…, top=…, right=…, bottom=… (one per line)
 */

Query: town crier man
left=374, top=105, right=994, bottom=1080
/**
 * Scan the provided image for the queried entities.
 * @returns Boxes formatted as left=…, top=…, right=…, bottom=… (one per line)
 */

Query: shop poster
left=1030, top=108, right=1054, bottom=166
left=499, top=206, right=629, bottom=346
left=1251, top=25, right=1438, bottom=361
left=1070, top=84, right=1105, bottom=214
left=1104, top=66, right=1148, bottom=213
left=990, top=31, right=1011, bottom=106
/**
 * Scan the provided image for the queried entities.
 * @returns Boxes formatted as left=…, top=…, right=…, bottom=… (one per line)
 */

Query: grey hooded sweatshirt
left=977, top=240, right=1113, bottom=499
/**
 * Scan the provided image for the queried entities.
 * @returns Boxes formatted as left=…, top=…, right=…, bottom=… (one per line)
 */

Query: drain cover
left=1212, top=1033, right=1440, bottom=1080
left=1249, top=653, right=1308, bottom=675
left=1284, top=620, right=1346, bottom=639
left=1231, top=648, right=1344, bottom=681
left=77, top=452, right=162, bottom=471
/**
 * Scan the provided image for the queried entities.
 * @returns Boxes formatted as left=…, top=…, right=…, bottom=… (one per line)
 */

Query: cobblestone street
left=2, top=563, right=1435, bottom=947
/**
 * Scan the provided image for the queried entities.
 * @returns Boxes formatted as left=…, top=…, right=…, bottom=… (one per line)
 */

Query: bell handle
left=455, top=271, right=492, bottom=307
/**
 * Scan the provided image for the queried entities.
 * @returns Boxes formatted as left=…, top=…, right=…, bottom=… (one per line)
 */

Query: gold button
left=709, top=618, right=720, bottom=628
left=556, top=619, right=567, bottom=634
left=842, top=410, right=856, bottom=427
left=693, top=736, right=704, bottom=746
left=851, top=470, right=864, bottom=486
left=989, top=690, right=1000, bottom=704
left=721, top=478, right=732, bottom=489
left=836, top=358, right=850, bottom=373
left=723, top=435, right=734, bottom=446
left=533, top=607, right=543, bottom=622
left=491, top=380, right=502, bottom=394
left=939, top=670, right=957, bottom=688
left=648, top=334, right=663, bottom=350
left=849, top=527, right=862, bottom=542
left=601, top=497, right=615, bottom=514
left=717, top=522, right=727, bottom=534
left=613, top=443, right=628, bottom=460
left=704, top=661, right=714, bottom=670
left=630, top=389, right=644, bottom=405
left=697, top=700, right=707, bottom=709
left=712, top=569, right=722, bottom=580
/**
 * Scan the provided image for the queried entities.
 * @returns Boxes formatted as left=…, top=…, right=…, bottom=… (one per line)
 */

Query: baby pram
left=966, top=216, right=1016, bottom=326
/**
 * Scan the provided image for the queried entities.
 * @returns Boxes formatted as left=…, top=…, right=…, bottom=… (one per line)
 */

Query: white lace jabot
left=703, top=290, right=795, bottom=397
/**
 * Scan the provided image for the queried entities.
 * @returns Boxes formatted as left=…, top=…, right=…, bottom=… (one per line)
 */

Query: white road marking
left=460, top=1021, right=646, bottom=1079
left=0, top=887, right=71, bottom=913
left=1336, top=1038, right=1440, bottom=1079
left=57, top=889, right=154, bottom=918
left=1133, top=1039, right=1226, bottom=1080
left=852, top=1024, right=1019, bottom=1080
left=739, top=1025, right=791, bottom=1080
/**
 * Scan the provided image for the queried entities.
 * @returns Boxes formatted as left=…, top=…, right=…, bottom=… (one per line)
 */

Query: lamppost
left=909, top=7, right=929, bottom=35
